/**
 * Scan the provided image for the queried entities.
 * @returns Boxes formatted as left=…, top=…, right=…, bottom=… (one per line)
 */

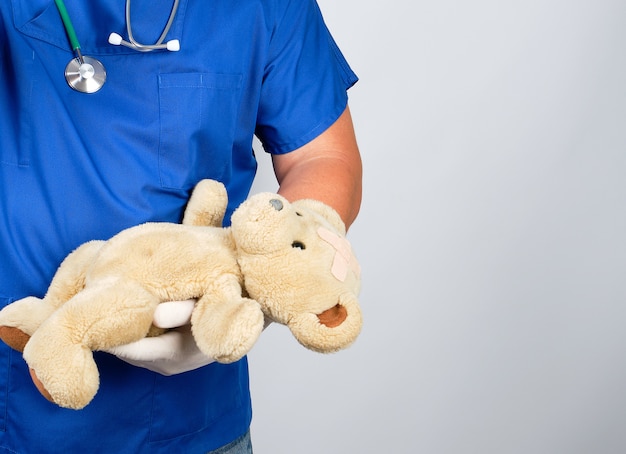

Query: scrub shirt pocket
left=158, top=73, right=243, bottom=190
left=0, top=39, right=35, bottom=168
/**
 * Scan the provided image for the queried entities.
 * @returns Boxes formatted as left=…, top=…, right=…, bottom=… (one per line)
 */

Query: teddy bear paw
left=24, top=336, right=100, bottom=409
left=0, top=326, right=31, bottom=352
left=192, top=298, right=265, bottom=364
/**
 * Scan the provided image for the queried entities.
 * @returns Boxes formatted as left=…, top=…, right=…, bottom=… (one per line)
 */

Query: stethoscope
left=54, top=0, right=181, bottom=94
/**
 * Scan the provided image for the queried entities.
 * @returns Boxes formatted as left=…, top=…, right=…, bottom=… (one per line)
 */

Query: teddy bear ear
left=286, top=292, right=362, bottom=354
left=291, top=199, right=346, bottom=235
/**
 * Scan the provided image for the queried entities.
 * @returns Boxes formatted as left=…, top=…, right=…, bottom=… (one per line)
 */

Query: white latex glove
left=105, top=299, right=272, bottom=376
left=105, top=299, right=214, bottom=376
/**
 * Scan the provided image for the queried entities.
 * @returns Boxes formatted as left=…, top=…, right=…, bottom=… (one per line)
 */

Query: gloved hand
left=106, top=299, right=272, bottom=376
left=105, top=299, right=214, bottom=376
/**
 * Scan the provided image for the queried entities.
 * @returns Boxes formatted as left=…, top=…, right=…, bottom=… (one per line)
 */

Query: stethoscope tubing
left=124, top=0, right=180, bottom=51
left=54, top=0, right=181, bottom=93
left=54, top=0, right=81, bottom=55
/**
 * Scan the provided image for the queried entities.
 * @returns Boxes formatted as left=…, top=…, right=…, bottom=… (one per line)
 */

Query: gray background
left=248, top=0, right=626, bottom=452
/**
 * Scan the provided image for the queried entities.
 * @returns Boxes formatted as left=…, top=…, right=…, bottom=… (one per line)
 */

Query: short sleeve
left=255, top=0, right=358, bottom=154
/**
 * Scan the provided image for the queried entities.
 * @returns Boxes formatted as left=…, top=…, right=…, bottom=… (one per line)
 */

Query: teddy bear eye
left=295, top=212, right=303, bottom=217
left=292, top=241, right=306, bottom=250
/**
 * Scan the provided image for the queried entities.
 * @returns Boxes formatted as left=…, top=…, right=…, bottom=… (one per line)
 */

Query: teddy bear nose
left=269, top=199, right=283, bottom=211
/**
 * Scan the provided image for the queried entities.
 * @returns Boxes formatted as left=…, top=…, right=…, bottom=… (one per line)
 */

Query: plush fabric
left=0, top=180, right=362, bottom=409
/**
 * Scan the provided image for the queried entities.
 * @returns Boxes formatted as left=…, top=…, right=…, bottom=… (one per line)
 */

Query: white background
left=248, top=0, right=626, bottom=452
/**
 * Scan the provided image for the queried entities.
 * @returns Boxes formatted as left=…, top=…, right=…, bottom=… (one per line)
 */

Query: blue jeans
left=208, top=430, right=253, bottom=454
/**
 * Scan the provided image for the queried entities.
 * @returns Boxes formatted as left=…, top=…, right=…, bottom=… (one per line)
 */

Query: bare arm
left=272, top=106, right=363, bottom=229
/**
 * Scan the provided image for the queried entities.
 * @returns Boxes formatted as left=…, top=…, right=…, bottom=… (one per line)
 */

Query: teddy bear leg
left=191, top=276, right=265, bottom=364
left=22, top=280, right=160, bottom=409
left=23, top=313, right=101, bottom=409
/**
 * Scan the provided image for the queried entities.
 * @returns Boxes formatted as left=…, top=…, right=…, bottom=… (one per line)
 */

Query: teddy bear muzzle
left=287, top=294, right=362, bottom=354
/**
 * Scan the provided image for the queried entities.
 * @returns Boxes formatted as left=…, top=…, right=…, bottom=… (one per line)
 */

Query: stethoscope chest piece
left=65, top=56, right=106, bottom=94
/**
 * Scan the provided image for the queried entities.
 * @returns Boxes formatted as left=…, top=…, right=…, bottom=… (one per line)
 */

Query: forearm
left=272, top=107, right=363, bottom=229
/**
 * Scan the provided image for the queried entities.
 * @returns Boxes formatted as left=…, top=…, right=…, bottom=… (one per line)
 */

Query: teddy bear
left=0, top=179, right=362, bottom=410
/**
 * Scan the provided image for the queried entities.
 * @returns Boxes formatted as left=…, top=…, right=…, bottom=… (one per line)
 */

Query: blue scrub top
left=0, top=0, right=357, bottom=452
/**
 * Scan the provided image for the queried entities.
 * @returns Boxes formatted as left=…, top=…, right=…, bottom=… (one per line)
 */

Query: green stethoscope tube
left=54, top=0, right=81, bottom=54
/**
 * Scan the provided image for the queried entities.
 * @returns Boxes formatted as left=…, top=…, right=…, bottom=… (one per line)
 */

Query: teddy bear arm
left=182, top=179, right=228, bottom=227
left=191, top=274, right=265, bottom=364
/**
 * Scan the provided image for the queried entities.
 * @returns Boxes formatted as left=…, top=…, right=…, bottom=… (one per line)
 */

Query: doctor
left=0, top=0, right=362, bottom=452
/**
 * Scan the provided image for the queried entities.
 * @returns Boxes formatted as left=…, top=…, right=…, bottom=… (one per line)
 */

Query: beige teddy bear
left=0, top=179, right=362, bottom=410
